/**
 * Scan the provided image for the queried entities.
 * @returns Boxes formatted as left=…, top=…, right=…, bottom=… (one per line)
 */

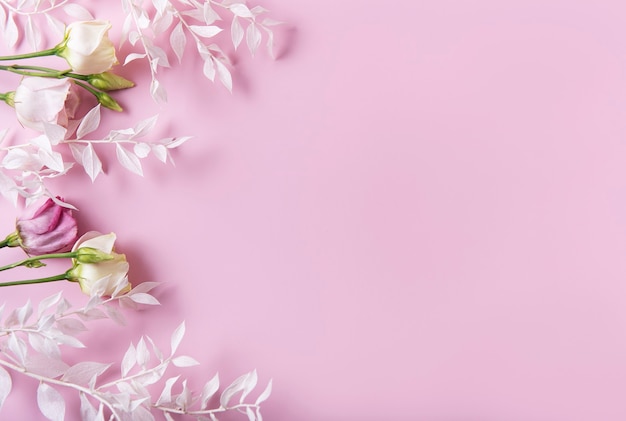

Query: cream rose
left=67, top=231, right=131, bottom=296
left=56, top=21, right=117, bottom=75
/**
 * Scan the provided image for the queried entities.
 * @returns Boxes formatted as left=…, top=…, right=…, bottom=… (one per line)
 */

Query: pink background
left=2, top=0, right=626, bottom=419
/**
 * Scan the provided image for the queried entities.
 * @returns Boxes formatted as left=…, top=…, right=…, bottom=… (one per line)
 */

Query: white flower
left=14, top=77, right=77, bottom=132
left=68, top=231, right=131, bottom=296
left=56, top=21, right=117, bottom=75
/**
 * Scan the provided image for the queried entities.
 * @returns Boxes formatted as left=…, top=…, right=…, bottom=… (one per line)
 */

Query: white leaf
left=246, top=23, right=262, bottom=55
left=116, top=144, right=143, bottom=176
left=214, top=58, right=233, bottom=92
left=255, top=379, right=272, bottom=405
left=175, top=380, right=191, bottom=410
left=5, top=12, right=18, bottom=48
left=229, top=3, right=253, bottom=18
left=128, top=282, right=160, bottom=295
left=129, top=293, right=160, bottom=305
left=266, top=30, right=275, bottom=59
left=203, top=57, right=216, bottom=81
left=17, top=300, right=32, bottom=326
left=37, top=292, right=62, bottom=319
left=251, top=6, right=269, bottom=16
left=25, top=16, right=41, bottom=50
left=62, top=362, right=111, bottom=387
left=220, top=372, right=250, bottom=408
left=136, top=337, right=150, bottom=368
left=132, top=115, right=159, bottom=138
left=240, top=369, right=258, bottom=403
left=124, top=53, right=147, bottom=66
left=24, top=352, right=68, bottom=377
left=152, top=9, right=174, bottom=35
left=170, top=321, right=185, bottom=355
left=165, top=136, right=191, bottom=149
left=121, top=343, right=136, bottom=377
left=156, top=376, right=179, bottom=405
left=151, top=144, right=167, bottom=163
left=201, top=373, right=219, bottom=409
left=0, top=171, right=17, bottom=206
left=77, top=105, right=101, bottom=139
left=172, top=356, right=199, bottom=367
left=203, top=3, right=220, bottom=24
left=231, top=17, right=244, bottom=49
left=63, top=4, right=94, bottom=20
left=146, top=336, right=164, bottom=362
left=56, top=318, right=87, bottom=335
left=79, top=393, right=97, bottom=421
left=262, top=18, right=283, bottom=27
left=133, top=143, right=151, bottom=158
left=37, top=383, right=65, bottom=421
left=8, top=333, right=27, bottom=364
left=170, top=22, right=185, bottom=64
left=246, top=407, right=256, bottom=421
left=147, top=43, right=171, bottom=68
left=150, top=79, right=167, bottom=102
left=129, top=30, right=141, bottom=46
left=42, top=123, right=66, bottom=145
left=81, top=143, right=103, bottom=183
left=38, top=149, right=65, bottom=173
left=0, top=366, right=11, bottom=410
left=190, top=25, right=222, bottom=38
left=45, top=14, right=65, bottom=39
left=56, top=334, right=85, bottom=348
left=152, top=0, right=168, bottom=14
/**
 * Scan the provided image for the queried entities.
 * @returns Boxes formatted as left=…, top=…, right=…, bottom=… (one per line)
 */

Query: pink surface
left=3, top=0, right=626, bottom=419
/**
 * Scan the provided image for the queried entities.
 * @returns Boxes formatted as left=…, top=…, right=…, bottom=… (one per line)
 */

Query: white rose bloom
left=14, top=77, right=74, bottom=132
left=57, top=21, right=117, bottom=75
left=69, top=231, right=131, bottom=296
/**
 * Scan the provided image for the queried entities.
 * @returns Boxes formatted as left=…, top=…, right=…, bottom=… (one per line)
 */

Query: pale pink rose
left=14, top=77, right=78, bottom=132
left=15, top=196, right=78, bottom=255
left=56, top=21, right=117, bottom=75
left=68, top=231, right=131, bottom=296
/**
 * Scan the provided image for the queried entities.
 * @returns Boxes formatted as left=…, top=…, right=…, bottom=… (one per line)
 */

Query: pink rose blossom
left=15, top=197, right=78, bottom=255
left=14, top=77, right=79, bottom=132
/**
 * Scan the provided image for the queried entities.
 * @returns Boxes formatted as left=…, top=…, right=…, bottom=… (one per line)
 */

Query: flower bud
left=87, top=72, right=135, bottom=91
left=2, top=91, right=15, bottom=107
left=95, top=90, right=123, bottom=112
left=56, top=21, right=117, bottom=75
left=12, top=196, right=78, bottom=255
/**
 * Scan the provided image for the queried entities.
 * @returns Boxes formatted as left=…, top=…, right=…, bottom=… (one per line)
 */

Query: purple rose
left=14, top=197, right=78, bottom=255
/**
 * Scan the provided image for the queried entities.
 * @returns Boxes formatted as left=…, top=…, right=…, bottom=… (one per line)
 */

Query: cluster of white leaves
left=121, top=0, right=281, bottom=100
left=0, top=1, right=94, bottom=51
left=0, top=0, right=281, bottom=205
left=0, top=286, right=271, bottom=420
left=0, top=108, right=190, bottom=207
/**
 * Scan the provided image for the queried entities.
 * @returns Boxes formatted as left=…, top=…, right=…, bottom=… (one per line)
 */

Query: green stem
left=0, top=64, right=83, bottom=79
left=0, top=251, right=77, bottom=272
left=0, top=48, right=59, bottom=61
left=0, top=273, right=68, bottom=287
left=0, top=238, right=10, bottom=249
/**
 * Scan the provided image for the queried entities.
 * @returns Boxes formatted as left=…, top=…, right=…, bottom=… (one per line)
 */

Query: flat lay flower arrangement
left=0, top=0, right=280, bottom=420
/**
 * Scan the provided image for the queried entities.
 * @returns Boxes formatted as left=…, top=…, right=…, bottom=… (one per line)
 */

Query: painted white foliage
left=0, top=290, right=270, bottom=420
left=0, top=1, right=279, bottom=418
left=0, top=0, right=282, bottom=203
